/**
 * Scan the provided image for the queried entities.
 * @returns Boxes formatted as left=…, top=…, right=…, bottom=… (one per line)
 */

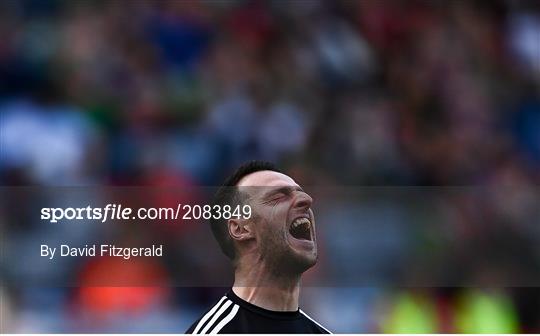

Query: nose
left=293, top=191, right=313, bottom=211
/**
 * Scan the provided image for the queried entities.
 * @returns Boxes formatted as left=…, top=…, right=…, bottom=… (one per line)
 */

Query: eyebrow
left=262, top=185, right=304, bottom=199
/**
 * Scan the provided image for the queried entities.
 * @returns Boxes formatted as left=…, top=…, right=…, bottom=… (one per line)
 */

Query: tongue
left=290, top=224, right=311, bottom=240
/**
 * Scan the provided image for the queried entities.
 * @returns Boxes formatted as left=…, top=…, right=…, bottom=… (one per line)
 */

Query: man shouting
left=186, top=161, right=331, bottom=334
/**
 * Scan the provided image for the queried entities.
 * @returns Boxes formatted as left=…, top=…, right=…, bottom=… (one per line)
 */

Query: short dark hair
left=210, top=161, right=280, bottom=261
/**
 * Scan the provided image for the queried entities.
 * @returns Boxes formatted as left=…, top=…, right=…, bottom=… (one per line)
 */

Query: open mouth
left=289, top=217, right=312, bottom=241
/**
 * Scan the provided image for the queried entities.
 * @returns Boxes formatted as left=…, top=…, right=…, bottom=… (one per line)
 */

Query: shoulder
left=299, top=309, right=333, bottom=334
left=186, top=295, right=240, bottom=334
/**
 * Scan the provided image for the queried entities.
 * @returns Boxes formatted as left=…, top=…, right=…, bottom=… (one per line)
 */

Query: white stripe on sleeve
left=193, top=296, right=227, bottom=334
left=300, top=309, right=333, bottom=334
left=200, top=300, right=233, bottom=334
left=209, top=304, right=239, bottom=334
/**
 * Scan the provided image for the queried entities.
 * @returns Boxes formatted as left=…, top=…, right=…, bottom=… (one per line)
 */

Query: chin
left=286, top=248, right=318, bottom=274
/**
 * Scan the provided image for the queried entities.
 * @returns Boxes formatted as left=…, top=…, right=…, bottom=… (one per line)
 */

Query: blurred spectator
left=455, top=289, right=519, bottom=333
left=0, top=98, right=99, bottom=185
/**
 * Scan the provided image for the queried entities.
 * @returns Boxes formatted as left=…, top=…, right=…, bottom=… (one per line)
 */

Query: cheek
left=255, top=202, right=289, bottom=225
left=248, top=207, right=273, bottom=238
left=254, top=204, right=290, bottom=238
left=269, top=203, right=290, bottom=227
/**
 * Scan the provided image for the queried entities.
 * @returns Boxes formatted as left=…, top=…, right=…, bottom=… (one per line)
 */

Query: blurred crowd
left=1, top=0, right=540, bottom=333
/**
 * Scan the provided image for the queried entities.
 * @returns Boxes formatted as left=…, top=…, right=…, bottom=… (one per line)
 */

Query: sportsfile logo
left=40, top=203, right=252, bottom=223
left=41, top=204, right=133, bottom=223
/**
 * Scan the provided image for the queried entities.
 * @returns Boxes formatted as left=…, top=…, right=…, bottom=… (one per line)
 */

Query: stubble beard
left=258, top=222, right=317, bottom=283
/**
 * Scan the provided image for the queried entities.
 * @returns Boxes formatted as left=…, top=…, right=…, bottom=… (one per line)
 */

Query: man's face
left=237, top=170, right=317, bottom=274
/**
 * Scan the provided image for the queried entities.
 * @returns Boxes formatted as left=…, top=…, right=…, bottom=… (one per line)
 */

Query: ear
left=228, top=218, right=254, bottom=242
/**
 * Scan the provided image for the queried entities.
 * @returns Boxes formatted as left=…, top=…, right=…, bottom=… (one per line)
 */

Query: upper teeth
left=292, top=217, right=311, bottom=228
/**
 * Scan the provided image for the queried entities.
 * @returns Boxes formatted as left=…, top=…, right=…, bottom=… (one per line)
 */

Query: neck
left=232, top=256, right=301, bottom=311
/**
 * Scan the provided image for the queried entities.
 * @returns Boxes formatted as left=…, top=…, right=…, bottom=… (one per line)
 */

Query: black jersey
left=186, top=290, right=332, bottom=334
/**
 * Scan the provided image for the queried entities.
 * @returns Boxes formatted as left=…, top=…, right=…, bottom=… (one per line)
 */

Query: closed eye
left=264, top=193, right=287, bottom=205
left=267, top=197, right=284, bottom=205
left=261, top=186, right=302, bottom=205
